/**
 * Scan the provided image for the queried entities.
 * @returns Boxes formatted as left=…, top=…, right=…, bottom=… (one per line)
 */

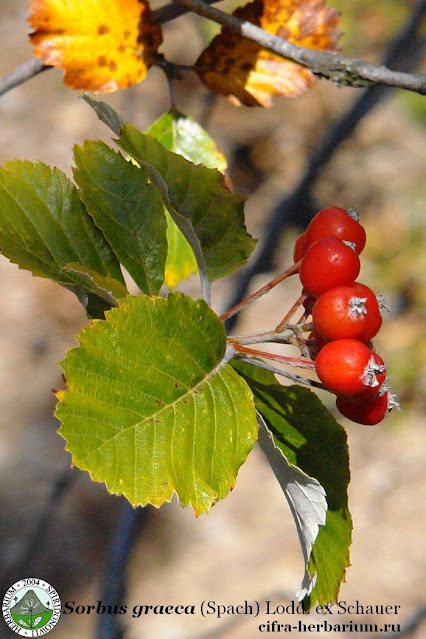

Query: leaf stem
left=220, top=260, right=300, bottom=322
left=154, top=56, right=195, bottom=113
left=228, top=321, right=314, bottom=345
left=233, top=343, right=315, bottom=369
left=156, top=60, right=180, bottom=144
left=235, top=356, right=325, bottom=389
left=229, top=332, right=292, bottom=345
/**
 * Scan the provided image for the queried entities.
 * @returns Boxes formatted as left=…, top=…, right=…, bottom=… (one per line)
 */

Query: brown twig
left=174, top=0, right=426, bottom=94
left=152, top=0, right=218, bottom=24
left=1, top=0, right=426, bottom=98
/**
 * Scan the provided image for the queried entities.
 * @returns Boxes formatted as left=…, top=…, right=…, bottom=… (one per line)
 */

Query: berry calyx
left=312, top=283, right=382, bottom=342
left=305, top=206, right=367, bottom=255
left=351, top=283, right=383, bottom=342
left=361, top=351, right=387, bottom=396
left=300, top=237, right=361, bottom=297
left=315, top=339, right=386, bottom=396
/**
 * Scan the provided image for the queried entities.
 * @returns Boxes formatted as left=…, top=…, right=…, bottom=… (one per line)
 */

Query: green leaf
left=57, top=293, right=258, bottom=515
left=233, top=361, right=352, bottom=610
left=117, top=123, right=256, bottom=283
left=147, top=110, right=227, bottom=171
left=73, top=141, right=167, bottom=295
left=146, top=109, right=228, bottom=290
left=164, top=209, right=198, bottom=288
left=0, top=160, right=124, bottom=288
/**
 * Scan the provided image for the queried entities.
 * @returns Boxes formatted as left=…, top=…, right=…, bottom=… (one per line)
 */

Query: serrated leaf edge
left=56, top=296, right=240, bottom=513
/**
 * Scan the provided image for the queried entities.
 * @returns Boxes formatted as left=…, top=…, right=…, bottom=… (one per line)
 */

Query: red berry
left=294, top=231, right=307, bottom=263
left=315, top=339, right=386, bottom=396
left=299, top=237, right=361, bottom=297
left=305, top=207, right=366, bottom=255
left=312, top=283, right=381, bottom=342
left=336, top=392, right=389, bottom=425
left=312, top=285, right=366, bottom=341
left=351, top=283, right=382, bottom=342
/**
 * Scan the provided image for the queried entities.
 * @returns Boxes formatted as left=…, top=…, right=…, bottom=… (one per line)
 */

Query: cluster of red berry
left=294, top=206, right=399, bottom=425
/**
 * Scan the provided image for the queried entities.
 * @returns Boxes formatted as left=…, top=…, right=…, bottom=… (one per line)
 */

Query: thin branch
left=229, top=332, right=292, bottom=345
left=154, top=57, right=180, bottom=113
left=174, top=0, right=426, bottom=95
left=1, top=0, right=425, bottom=99
left=0, top=58, right=47, bottom=97
left=152, top=0, right=218, bottom=24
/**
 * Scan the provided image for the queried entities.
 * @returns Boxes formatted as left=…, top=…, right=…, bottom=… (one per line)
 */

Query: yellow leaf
left=29, top=0, right=162, bottom=93
left=196, top=0, right=342, bottom=107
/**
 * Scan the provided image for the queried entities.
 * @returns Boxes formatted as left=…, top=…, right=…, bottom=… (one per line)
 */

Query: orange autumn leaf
left=28, top=0, right=162, bottom=93
left=196, top=0, right=342, bottom=107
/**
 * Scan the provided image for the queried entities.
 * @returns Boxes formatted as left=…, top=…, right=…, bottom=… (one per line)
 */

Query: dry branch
left=1, top=0, right=426, bottom=98
left=174, top=0, right=426, bottom=94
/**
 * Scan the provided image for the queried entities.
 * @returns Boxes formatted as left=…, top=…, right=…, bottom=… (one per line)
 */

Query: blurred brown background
left=0, top=1, right=425, bottom=637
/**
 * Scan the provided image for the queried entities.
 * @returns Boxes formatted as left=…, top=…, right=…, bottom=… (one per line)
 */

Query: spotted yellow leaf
left=196, top=0, right=342, bottom=107
left=29, top=0, right=162, bottom=93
